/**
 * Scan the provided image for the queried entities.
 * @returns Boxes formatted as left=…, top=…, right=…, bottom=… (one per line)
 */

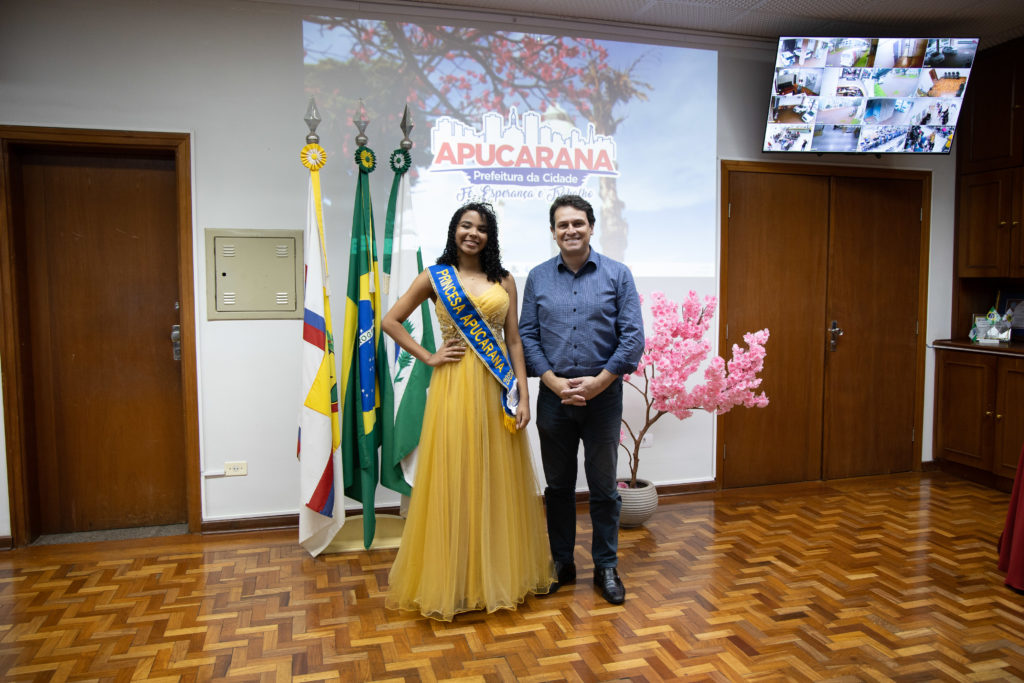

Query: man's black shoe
left=546, top=560, right=576, bottom=594
left=594, top=567, right=625, bottom=604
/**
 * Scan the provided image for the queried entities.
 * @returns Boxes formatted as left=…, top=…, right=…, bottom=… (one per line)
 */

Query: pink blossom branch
left=620, top=291, right=770, bottom=488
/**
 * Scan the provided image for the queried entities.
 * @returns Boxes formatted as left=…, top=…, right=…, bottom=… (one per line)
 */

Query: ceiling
left=402, top=0, right=1024, bottom=50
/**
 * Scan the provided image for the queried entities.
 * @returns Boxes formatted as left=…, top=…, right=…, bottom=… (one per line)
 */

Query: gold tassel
left=504, top=413, right=518, bottom=433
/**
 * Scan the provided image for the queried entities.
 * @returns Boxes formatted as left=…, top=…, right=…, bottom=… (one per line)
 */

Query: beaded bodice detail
left=435, top=282, right=507, bottom=345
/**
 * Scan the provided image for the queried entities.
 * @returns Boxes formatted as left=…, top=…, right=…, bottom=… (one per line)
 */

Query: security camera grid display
left=764, top=37, right=978, bottom=153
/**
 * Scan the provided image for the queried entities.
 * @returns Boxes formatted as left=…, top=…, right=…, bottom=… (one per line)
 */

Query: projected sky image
left=303, top=17, right=717, bottom=276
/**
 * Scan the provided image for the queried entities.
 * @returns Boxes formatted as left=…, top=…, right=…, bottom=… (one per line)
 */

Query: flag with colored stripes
left=297, top=142, right=344, bottom=557
left=381, top=146, right=435, bottom=491
left=340, top=144, right=392, bottom=548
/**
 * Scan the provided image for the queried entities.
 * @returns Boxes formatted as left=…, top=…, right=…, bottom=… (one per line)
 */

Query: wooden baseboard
left=199, top=505, right=407, bottom=534
left=656, top=480, right=718, bottom=497
left=198, top=485, right=717, bottom=535
left=920, top=459, right=941, bottom=472
left=201, top=514, right=298, bottom=534
left=935, top=459, right=1013, bottom=493
left=8, top=482, right=723, bottom=544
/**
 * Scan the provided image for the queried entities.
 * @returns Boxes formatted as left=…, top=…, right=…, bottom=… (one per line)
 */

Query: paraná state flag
left=381, top=146, right=435, bottom=490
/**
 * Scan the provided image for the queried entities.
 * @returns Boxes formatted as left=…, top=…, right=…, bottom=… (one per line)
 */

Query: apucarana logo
left=429, top=108, right=618, bottom=193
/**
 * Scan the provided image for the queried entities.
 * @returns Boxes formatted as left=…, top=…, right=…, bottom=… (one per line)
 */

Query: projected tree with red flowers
left=304, top=18, right=651, bottom=259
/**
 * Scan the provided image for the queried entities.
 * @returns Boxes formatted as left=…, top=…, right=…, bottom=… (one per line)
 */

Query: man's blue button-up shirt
left=519, top=249, right=645, bottom=379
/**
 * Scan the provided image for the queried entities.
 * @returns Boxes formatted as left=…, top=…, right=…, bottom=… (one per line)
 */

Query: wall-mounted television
left=764, top=37, right=978, bottom=153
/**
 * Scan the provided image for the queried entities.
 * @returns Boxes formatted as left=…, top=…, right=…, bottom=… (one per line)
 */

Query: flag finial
left=399, top=105, right=414, bottom=151
left=304, top=97, right=322, bottom=144
left=354, top=100, right=370, bottom=146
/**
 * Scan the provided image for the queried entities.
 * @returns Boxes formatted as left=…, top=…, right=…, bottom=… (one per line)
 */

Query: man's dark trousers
left=536, top=379, right=623, bottom=569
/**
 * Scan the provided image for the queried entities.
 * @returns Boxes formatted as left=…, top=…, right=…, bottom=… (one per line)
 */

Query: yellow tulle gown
left=385, top=282, right=555, bottom=621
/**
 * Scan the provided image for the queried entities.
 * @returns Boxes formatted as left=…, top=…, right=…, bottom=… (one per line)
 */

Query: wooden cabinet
left=937, top=37, right=1024, bottom=488
left=935, top=349, right=1024, bottom=479
left=948, top=37, right=1024, bottom=338
left=957, top=40, right=1024, bottom=174
left=994, top=355, right=1024, bottom=478
left=956, top=169, right=1024, bottom=277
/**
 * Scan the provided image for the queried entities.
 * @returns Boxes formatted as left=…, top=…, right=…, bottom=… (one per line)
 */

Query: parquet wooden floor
left=1, top=472, right=1022, bottom=681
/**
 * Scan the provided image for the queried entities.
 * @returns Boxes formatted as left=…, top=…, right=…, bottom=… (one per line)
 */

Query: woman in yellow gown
left=381, top=202, right=555, bottom=621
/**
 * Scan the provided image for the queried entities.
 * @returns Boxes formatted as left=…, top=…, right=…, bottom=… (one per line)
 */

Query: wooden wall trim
left=936, top=458, right=1013, bottom=493
left=654, top=480, right=718, bottom=497
left=172, top=138, right=202, bottom=534
left=915, top=176, right=933, bottom=472
left=0, top=136, right=33, bottom=545
left=200, top=506, right=405, bottom=535
left=202, top=514, right=300, bottom=535
left=721, top=159, right=932, bottom=182
left=0, top=125, right=191, bottom=149
left=199, top=484, right=718, bottom=535
left=0, top=125, right=201, bottom=544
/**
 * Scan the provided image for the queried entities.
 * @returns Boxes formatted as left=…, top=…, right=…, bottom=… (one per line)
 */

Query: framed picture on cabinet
left=971, top=314, right=994, bottom=343
left=1007, top=299, right=1024, bottom=329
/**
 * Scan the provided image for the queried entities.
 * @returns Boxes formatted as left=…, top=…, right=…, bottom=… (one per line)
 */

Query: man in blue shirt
left=519, top=194, right=645, bottom=605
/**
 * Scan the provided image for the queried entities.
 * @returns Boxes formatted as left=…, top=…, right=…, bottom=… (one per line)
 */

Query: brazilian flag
left=339, top=144, right=393, bottom=548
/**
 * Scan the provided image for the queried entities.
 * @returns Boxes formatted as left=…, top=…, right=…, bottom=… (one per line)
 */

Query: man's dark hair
left=549, top=194, right=596, bottom=230
left=436, top=201, right=509, bottom=283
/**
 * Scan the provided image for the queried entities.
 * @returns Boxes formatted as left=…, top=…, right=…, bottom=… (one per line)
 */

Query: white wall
left=0, top=0, right=955, bottom=536
left=0, top=0, right=310, bottom=529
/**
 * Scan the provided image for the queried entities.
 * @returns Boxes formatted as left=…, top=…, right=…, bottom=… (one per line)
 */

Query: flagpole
left=381, top=105, right=414, bottom=296
left=326, top=101, right=405, bottom=553
left=297, top=97, right=347, bottom=557
left=378, top=104, right=434, bottom=502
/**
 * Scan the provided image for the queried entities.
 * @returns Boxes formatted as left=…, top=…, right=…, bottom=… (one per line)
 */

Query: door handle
left=170, top=324, right=181, bottom=361
left=828, top=320, right=844, bottom=351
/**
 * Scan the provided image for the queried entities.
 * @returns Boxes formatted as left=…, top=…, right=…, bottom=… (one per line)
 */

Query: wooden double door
left=719, top=162, right=929, bottom=488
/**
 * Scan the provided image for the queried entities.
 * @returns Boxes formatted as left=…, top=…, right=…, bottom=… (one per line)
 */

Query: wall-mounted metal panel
left=205, top=228, right=303, bottom=320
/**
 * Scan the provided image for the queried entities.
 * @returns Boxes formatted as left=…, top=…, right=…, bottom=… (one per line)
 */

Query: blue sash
left=427, top=264, right=519, bottom=432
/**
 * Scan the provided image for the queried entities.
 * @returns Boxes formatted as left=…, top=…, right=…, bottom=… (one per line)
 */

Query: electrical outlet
left=224, top=461, right=248, bottom=476
left=640, top=434, right=653, bottom=448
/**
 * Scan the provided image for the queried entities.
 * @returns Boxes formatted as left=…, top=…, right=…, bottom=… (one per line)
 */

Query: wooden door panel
left=18, top=148, right=186, bottom=532
left=1013, top=170, right=1024, bottom=277
left=721, top=171, right=829, bottom=488
left=935, top=351, right=994, bottom=471
left=957, top=170, right=1012, bottom=277
left=994, top=357, right=1024, bottom=479
left=957, top=43, right=1024, bottom=174
left=823, top=176, right=921, bottom=478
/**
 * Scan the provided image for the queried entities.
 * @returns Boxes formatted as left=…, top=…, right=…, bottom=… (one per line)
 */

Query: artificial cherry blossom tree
left=621, top=291, right=770, bottom=488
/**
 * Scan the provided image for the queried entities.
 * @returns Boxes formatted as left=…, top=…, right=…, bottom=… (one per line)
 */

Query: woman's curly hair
left=436, top=202, right=509, bottom=283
